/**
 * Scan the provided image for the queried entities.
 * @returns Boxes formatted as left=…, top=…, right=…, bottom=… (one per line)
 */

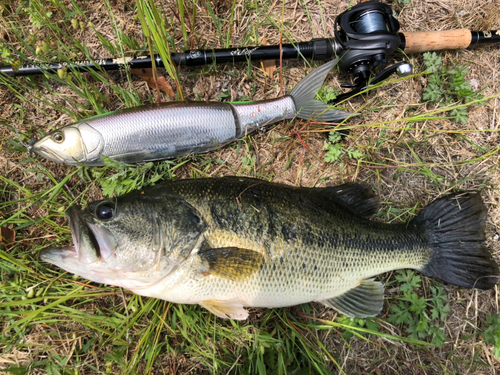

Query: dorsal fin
left=312, top=183, right=380, bottom=218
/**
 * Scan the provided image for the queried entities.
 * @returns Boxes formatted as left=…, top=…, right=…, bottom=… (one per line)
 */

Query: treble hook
left=26, top=137, right=38, bottom=155
left=12, top=125, right=38, bottom=155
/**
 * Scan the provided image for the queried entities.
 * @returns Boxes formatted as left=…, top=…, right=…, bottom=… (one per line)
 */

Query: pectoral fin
left=319, top=279, right=384, bottom=318
left=200, top=299, right=248, bottom=320
left=198, top=247, right=264, bottom=281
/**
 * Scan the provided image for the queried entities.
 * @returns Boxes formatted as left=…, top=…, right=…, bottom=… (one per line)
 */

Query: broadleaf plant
left=388, top=270, right=450, bottom=346
left=422, top=52, right=485, bottom=124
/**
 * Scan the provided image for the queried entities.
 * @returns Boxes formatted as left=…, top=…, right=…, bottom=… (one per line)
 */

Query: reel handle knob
left=396, top=63, right=413, bottom=76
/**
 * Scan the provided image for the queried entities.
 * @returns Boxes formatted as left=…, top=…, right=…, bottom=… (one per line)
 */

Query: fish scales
left=40, top=177, right=499, bottom=319
left=152, top=178, right=431, bottom=307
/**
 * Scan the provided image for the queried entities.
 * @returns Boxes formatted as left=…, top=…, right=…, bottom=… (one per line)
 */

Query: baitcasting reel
left=330, top=1, right=412, bottom=103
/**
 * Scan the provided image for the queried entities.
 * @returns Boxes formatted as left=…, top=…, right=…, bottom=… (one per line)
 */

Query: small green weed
left=482, top=313, right=500, bottom=358
left=336, top=316, right=380, bottom=339
left=25, top=1, right=53, bottom=29
left=375, top=202, right=419, bottom=224
left=388, top=270, right=450, bottom=346
left=239, top=327, right=316, bottom=374
left=324, top=132, right=364, bottom=164
left=0, top=45, right=16, bottom=64
left=89, top=157, right=188, bottom=197
left=317, top=87, right=340, bottom=103
left=422, top=52, right=485, bottom=124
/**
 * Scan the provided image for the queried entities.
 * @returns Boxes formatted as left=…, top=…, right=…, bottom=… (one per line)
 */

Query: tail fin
left=289, top=58, right=353, bottom=122
left=413, top=193, right=498, bottom=290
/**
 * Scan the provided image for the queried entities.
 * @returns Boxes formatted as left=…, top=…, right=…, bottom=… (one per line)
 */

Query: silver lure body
left=73, top=97, right=294, bottom=166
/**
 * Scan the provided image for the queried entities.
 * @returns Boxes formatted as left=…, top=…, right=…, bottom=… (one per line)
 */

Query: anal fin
left=319, top=279, right=384, bottom=318
left=200, top=299, right=249, bottom=320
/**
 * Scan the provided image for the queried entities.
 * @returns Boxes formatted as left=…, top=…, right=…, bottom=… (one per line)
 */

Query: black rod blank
left=0, top=31, right=498, bottom=78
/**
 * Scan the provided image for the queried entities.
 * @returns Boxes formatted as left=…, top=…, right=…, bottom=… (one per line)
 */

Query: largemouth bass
left=40, top=177, right=499, bottom=319
left=31, top=59, right=351, bottom=166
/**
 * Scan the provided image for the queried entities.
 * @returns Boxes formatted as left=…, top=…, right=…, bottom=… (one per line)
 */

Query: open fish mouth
left=39, top=204, right=165, bottom=290
left=40, top=206, right=107, bottom=264
left=39, top=245, right=78, bottom=262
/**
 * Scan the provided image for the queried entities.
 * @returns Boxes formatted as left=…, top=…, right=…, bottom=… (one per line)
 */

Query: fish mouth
left=31, top=141, right=65, bottom=163
left=39, top=203, right=178, bottom=290
left=39, top=245, right=78, bottom=262
left=40, top=206, right=114, bottom=264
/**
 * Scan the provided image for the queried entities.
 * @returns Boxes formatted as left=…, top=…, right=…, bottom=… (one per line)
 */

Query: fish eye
left=95, top=202, right=114, bottom=220
left=52, top=132, right=64, bottom=143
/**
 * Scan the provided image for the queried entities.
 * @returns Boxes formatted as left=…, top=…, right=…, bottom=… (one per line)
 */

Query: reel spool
left=334, top=1, right=405, bottom=92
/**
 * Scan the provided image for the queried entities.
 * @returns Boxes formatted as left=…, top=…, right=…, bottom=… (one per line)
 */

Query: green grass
left=1, top=0, right=499, bottom=374
left=482, top=313, right=500, bottom=359
left=387, top=271, right=450, bottom=347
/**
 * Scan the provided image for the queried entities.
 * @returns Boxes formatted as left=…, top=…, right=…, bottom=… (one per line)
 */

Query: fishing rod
left=1, top=1, right=499, bottom=102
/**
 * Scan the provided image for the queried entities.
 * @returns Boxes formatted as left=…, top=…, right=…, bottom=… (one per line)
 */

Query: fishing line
left=354, top=10, right=387, bottom=34
left=10, top=124, right=38, bottom=155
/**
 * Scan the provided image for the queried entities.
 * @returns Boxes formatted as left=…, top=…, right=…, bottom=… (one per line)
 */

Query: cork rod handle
left=402, top=29, right=472, bottom=54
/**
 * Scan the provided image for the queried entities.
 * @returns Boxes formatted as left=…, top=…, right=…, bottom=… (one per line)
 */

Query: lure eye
left=52, top=132, right=64, bottom=143
left=95, top=202, right=115, bottom=220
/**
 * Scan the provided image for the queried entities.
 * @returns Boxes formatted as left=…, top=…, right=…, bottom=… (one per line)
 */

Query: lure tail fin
left=414, top=193, right=499, bottom=290
left=290, top=58, right=353, bottom=122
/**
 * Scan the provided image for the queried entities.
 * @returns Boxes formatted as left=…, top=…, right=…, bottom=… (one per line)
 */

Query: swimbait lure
left=31, top=58, right=352, bottom=166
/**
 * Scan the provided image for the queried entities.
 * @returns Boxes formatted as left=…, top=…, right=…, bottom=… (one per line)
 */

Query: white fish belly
left=148, top=247, right=415, bottom=308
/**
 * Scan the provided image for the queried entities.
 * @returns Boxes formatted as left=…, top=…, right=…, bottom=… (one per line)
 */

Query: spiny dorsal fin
left=312, top=183, right=380, bottom=218
left=199, top=299, right=249, bottom=320
left=199, top=247, right=265, bottom=282
left=318, top=279, right=384, bottom=318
